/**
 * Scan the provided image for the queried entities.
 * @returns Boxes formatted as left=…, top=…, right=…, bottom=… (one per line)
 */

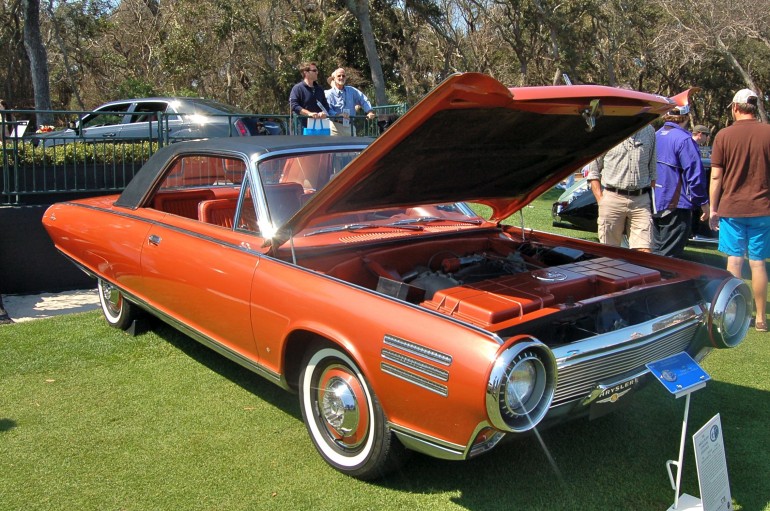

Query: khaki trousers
left=329, top=120, right=353, bottom=136
left=597, top=190, right=653, bottom=250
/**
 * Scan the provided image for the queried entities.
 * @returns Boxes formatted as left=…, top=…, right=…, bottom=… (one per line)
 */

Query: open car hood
left=280, top=73, right=675, bottom=242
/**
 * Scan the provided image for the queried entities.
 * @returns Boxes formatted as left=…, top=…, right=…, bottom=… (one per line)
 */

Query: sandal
left=756, top=321, right=768, bottom=332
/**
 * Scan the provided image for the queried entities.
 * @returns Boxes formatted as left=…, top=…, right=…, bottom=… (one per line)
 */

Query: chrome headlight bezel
left=709, top=277, right=752, bottom=348
left=486, top=339, right=556, bottom=433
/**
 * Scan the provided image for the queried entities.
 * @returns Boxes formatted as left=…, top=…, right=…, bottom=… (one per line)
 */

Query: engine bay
left=319, top=233, right=707, bottom=343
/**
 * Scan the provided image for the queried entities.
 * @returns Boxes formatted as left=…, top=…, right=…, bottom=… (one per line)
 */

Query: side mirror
left=68, top=120, right=79, bottom=133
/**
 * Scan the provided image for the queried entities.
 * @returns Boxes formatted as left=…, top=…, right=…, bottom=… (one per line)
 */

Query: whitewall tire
left=97, top=278, right=137, bottom=330
left=299, top=344, right=405, bottom=479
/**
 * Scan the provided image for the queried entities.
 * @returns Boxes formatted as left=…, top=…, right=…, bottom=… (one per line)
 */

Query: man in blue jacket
left=325, top=67, right=376, bottom=136
left=289, top=62, right=331, bottom=131
left=652, top=105, right=710, bottom=257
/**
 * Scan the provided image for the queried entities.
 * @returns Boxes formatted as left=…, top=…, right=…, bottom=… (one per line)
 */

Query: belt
left=604, top=185, right=651, bottom=196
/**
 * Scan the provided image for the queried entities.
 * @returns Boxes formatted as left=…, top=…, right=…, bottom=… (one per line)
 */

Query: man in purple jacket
left=652, top=105, right=710, bottom=257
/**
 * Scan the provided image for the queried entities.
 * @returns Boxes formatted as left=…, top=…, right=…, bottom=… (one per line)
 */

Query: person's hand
left=699, top=205, right=709, bottom=222
left=709, top=211, right=720, bottom=231
left=366, top=111, right=375, bottom=120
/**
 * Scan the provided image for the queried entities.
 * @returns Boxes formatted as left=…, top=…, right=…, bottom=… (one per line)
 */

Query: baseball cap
left=667, top=104, right=690, bottom=116
left=693, top=125, right=710, bottom=134
left=732, top=88, right=758, bottom=104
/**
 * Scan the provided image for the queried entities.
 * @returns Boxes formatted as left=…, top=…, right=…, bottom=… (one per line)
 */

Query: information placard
left=646, top=352, right=710, bottom=397
left=693, top=414, right=732, bottom=511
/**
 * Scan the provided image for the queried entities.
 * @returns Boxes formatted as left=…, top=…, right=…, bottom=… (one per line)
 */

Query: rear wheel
left=299, top=343, right=406, bottom=480
left=97, top=278, right=137, bottom=330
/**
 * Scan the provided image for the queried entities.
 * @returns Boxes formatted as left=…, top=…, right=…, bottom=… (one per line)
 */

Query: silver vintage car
left=38, top=97, right=283, bottom=146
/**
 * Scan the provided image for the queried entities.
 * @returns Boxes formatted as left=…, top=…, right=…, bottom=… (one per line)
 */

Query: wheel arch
left=282, top=330, right=368, bottom=393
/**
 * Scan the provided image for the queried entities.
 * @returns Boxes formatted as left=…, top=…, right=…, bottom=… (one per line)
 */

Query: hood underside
left=281, top=73, right=674, bottom=241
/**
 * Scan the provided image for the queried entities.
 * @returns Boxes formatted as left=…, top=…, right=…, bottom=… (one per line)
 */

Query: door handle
left=101, top=133, right=117, bottom=138
left=148, top=234, right=162, bottom=246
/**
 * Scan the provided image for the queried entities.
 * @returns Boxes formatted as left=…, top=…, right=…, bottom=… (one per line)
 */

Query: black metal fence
left=1, top=103, right=406, bottom=205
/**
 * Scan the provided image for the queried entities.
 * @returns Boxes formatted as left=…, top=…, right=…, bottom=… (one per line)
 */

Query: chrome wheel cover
left=99, top=280, right=122, bottom=318
left=317, top=364, right=370, bottom=451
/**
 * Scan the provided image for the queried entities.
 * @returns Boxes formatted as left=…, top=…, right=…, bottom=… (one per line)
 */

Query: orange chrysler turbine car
left=43, top=73, right=751, bottom=479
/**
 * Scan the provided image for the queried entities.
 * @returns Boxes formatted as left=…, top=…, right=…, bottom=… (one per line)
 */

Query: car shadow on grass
left=142, top=316, right=301, bottom=420
left=0, top=418, right=17, bottom=432
left=376, top=378, right=769, bottom=511
left=133, top=315, right=768, bottom=511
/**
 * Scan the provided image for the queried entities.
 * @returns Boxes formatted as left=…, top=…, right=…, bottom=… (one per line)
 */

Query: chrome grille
left=552, top=323, right=698, bottom=406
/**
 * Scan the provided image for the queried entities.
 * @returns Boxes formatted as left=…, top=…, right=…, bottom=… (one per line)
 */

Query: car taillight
left=234, top=119, right=250, bottom=136
left=552, top=201, right=567, bottom=217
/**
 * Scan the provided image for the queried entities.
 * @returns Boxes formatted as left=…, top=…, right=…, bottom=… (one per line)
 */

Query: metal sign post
left=646, top=352, right=710, bottom=511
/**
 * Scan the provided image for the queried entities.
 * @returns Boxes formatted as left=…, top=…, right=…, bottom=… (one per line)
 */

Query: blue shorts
left=718, top=216, right=770, bottom=260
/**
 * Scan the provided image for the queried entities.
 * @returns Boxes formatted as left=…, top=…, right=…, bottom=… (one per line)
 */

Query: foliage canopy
left=2, top=0, right=770, bottom=132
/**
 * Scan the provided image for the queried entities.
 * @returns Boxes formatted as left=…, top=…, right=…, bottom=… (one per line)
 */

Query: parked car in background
left=43, top=74, right=750, bottom=479
left=37, top=97, right=283, bottom=146
left=552, top=147, right=718, bottom=244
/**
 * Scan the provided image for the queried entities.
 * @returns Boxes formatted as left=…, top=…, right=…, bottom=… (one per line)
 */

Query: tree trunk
left=22, top=0, right=54, bottom=125
left=345, top=0, right=388, bottom=107
left=46, top=0, right=84, bottom=110
left=530, top=0, right=562, bottom=86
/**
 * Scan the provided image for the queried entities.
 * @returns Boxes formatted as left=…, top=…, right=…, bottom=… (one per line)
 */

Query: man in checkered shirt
left=586, top=124, right=657, bottom=251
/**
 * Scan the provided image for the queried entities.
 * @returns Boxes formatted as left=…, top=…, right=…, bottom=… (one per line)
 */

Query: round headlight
left=504, top=357, right=545, bottom=416
left=709, top=277, right=752, bottom=348
left=723, top=291, right=748, bottom=338
left=487, top=339, right=556, bottom=433
left=506, top=360, right=536, bottom=408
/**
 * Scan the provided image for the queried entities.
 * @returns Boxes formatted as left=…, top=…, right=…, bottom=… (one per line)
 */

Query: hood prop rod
left=582, top=99, right=601, bottom=132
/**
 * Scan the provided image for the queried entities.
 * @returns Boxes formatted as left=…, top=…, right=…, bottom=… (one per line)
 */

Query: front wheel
left=299, top=344, right=406, bottom=480
left=97, top=278, right=137, bottom=330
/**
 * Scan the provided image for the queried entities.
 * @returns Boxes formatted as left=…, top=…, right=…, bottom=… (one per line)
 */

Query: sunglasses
left=307, top=68, right=318, bottom=73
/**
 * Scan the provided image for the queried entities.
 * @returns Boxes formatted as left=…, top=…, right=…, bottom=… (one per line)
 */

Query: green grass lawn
left=1, top=190, right=768, bottom=511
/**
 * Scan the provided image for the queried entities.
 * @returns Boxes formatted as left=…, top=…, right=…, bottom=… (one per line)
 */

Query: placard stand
left=646, top=352, right=710, bottom=511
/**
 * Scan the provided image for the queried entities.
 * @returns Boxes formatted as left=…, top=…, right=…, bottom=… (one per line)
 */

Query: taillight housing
left=234, top=119, right=250, bottom=136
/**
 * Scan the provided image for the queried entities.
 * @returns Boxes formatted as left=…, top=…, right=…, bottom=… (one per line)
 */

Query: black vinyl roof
left=114, top=135, right=370, bottom=209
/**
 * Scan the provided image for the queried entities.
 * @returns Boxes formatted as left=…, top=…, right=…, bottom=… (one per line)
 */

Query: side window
left=82, top=103, right=131, bottom=128
left=150, top=154, right=248, bottom=225
left=158, top=155, right=246, bottom=189
left=130, top=102, right=168, bottom=123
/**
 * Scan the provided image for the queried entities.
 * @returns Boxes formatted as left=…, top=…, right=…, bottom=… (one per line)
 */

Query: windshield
left=257, top=150, right=359, bottom=232
left=258, top=151, right=359, bottom=192
left=257, top=150, right=485, bottom=237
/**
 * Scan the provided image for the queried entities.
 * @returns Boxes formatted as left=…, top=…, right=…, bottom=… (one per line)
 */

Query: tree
left=21, top=0, right=53, bottom=124
left=345, top=0, right=388, bottom=106
left=653, top=0, right=770, bottom=122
